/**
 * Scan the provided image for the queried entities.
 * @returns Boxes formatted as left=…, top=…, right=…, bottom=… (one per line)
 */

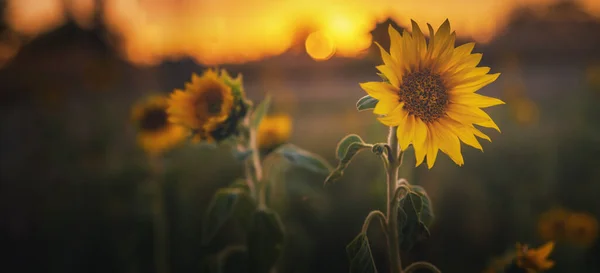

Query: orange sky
left=2, top=0, right=600, bottom=66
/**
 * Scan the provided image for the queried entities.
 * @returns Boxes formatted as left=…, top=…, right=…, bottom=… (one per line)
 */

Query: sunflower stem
left=239, top=144, right=257, bottom=199
left=386, top=126, right=402, bottom=273
left=248, top=126, right=266, bottom=209
left=149, top=156, right=170, bottom=273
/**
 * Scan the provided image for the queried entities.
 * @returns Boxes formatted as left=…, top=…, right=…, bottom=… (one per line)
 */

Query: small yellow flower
left=538, top=207, right=570, bottom=242
left=167, top=69, right=234, bottom=141
left=258, top=114, right=292, bottom=150
left=565, top=212, right=599, bottom=248
left=131, top=95, right=186, bottom=157
left=516, top=241, right=555, bottom=273
left=361, top=20, right=503, bottom=168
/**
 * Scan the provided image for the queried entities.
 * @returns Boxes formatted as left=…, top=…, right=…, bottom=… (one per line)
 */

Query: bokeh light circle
left=305, top=30, right=336, bottom=61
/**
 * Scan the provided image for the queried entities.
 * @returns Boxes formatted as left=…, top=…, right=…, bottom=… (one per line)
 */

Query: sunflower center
left=140, top=108, right=168, bottom=131
left=196, top=88, right=224, bottom=118
left=398, top=69, right=448, bottom=122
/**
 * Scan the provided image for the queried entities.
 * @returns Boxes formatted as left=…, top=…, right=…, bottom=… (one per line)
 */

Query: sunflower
left=168, top=69, right=247, bottom=142
left=257, top=114, right=292, bottom=151
left=537, top=207, right=570, bottom=242
left=515, top=242, right=555, bottom=273
left=565, top=212, right=599, bottom=248
left=360, top=20, right=503, bottom=168
left=131, top=95, right=186, bottom=156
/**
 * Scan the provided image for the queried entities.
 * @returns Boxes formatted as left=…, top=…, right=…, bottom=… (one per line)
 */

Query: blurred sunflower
left=538, top=207, right=570, bottom=242
left=168, top=69, right=248, bottom=143
left=257, top=114, right=292, bottom=151
left=565, top=212, right=599, bottom=248
left=361, top=20, right=503, bottom=169
left=131, top=95, right=186, bottom=157
left=515, top=241, right=555, bottom=273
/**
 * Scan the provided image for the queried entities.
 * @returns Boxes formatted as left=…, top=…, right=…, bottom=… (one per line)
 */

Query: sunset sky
left=2, top=0, right=600, bottom=65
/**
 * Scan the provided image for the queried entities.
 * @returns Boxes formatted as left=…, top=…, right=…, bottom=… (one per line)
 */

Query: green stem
left=361, top=210, right=387, bottom=234
left=386, top=126, right=402, bottom=273
left=150, top=156, right=169, bottom=273
left=403, top=261, right=442, bottom=273
left=248, top=126, right=266, bottom=208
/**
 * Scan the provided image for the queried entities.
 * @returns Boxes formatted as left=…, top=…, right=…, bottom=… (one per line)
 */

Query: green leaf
left=325, top=134, right=373, bottom=185
left=247, top=208, right=285, bottom=273
left=229, top=179, right=250, bottom=192
left=232, top=149, right=253, bottom=161
left=356, top=95, right=379, bottom=112
left=205, top=245, right=247, bottom=273
left=336, top=134, right=364, bottom=159
left=411, top=185, right=435, bottom=227
left=346, top=233, right=378, bottom=273
left=251, top=95, right=272, bottom=128
left=275, top=144, right=333, bottom=174
left=398, top=191, right=431, bottom=251
left=202, top=187, right=257, bottom=245
left=324, top=166, right=344, bottom=185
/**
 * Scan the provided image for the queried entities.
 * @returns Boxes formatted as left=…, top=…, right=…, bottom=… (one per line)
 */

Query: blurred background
left=1, top=0, right=600, bottom=272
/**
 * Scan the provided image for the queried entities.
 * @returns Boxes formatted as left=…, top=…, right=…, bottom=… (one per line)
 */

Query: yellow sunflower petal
left=451, top=73, right=500, bottom=93
left=376, top=65, right=400, bottom=87
left=432, top=19, right=451, bottom=57
left=411, top=20, right=427, bottom=60
left=399, top=115, right=415, bottom=151
left=535, top=242, right=555, bottom=259
left=374, top=97, right=400, bottom=115
left=434, top=121, right=464, bottom=166
left=449, top=66, right=491, bottom=82
left=375, top=42, right=398, bottom=72
left=426, top=124, right=439, bottom=169
left=454, top=53, right=483, bottom=71
left=441, top=118, right=483, bottom=151
left=451, top=93, right=505, bottom=108
left=413, top=118, right=428, bottom=167
left=476, top=119, right=501, bottom=132
left=377, top=103, right=406, bottom=126
left=446, top=104, right=493, bottom=124
left=470, top=126, right=492, bottom=142
left=360, top=81, right=399, bottom=100
left=388, top=24, right=403, bottom=63
left=402, top=29, right=417, bottom=70
left=453, top=43, right=475, bottom=59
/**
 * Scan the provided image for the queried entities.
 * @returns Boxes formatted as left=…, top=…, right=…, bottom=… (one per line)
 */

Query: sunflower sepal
left=251, top=95, right=272, bottom=129
left=356, top=95, right=379, bottom=112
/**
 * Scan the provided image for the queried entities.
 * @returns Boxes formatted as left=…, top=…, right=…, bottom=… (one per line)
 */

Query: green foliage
left=247, top=208, right=285, bottom=273
left=204, top=245, right=247, bottom=273
left=411, top=185, right=435, bottom=227
left=232, top=149, right=253, bottom=161
left=263, top=144, right=332, bottom=213
left=251, top=95, right=272, bottom=128
left=325, top=134, right=373, bottom=184
left=397, top=186, right=435, bottom=251
left=265, top=144, right=333, bottom=176
left=202, top=187, right=257, bottom=245
left=346, top=233, right=378, bottom=273
left=356, top=95, right=379, bottom=112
